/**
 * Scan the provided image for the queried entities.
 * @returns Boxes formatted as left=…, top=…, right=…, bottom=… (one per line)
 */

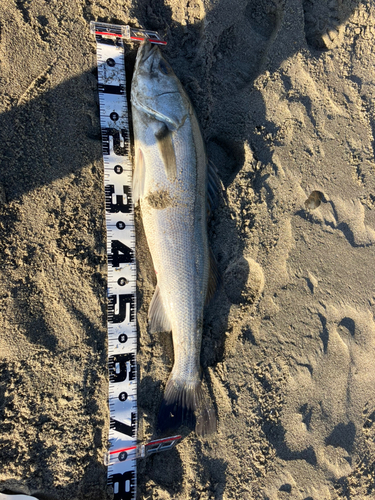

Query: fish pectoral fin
left=148, top=285, right=172, bottom=333
left=133, top=146, right=146, bottom=205
left=155, top=124, right=177, bottom=181
left=205, top=248, right=220, bottom=305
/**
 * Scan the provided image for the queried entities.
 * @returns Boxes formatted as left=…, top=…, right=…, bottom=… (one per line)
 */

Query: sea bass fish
left=131, top=42, right=219, bottom=436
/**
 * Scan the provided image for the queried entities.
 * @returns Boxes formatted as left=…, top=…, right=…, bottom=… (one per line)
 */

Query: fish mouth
left=135, top=41, right=159, bottom=73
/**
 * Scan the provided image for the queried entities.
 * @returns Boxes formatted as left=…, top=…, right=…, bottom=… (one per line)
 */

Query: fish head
left=133, top=41, right=173, bottom=78
left=131, top=41, right=191, bottom=131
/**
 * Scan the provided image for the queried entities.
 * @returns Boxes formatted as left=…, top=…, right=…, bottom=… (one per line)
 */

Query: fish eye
left=159, top=60, right=171, bottom=75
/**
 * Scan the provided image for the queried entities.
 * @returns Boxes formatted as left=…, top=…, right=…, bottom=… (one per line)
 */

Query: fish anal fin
left=133, top=147, right=145, bottom=205
left=205, top=249, right=220, bottom=305
left=155, top=124, right=177, bottom=181
left=148, top=285, right=171, bottom=333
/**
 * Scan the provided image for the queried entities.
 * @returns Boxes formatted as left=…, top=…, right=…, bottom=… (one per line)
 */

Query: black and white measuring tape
left=90, top=21, right=180, bottom=500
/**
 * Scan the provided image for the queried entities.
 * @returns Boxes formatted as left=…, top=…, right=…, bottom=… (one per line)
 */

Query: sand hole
left=305, top=190, right=323, bottom=210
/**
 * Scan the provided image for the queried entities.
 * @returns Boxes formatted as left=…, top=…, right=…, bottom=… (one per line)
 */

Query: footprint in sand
left=305, top=194, right=375, bottom=247
left=303, top=0, right=345, bottom=50
left=281, top=304, right=375, bottom=481
left=329, top=197, right=375, bottom=247
left=211, top=0, right=284, bottom=92
left=245, top=0, right=283, bottom=39
left=224, top=256, right=265, bottom=306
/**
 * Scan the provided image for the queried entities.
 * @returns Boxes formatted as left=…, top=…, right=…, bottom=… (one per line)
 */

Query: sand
left=1, top=0, right=375, bottom=498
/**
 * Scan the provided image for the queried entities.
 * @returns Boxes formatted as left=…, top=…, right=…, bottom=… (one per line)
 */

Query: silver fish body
left=131, top=42, right=217, bottom=436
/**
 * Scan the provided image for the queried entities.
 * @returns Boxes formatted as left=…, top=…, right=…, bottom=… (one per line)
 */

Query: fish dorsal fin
left=205, top=249, right=220, bottom=305
left=133, top=146, right=145, bottom=205
left=148, top=285, right=172, bottom=333
left=155, top=124, right=177, bottom=181
left=207, top=160, right=224, bottom=213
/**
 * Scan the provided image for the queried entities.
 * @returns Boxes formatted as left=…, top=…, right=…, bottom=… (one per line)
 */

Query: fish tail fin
left=157, top=377, right=217, bottom=437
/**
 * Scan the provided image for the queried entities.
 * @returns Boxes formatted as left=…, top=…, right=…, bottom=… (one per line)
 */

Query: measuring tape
left=90, top=21, right=180, bottom=500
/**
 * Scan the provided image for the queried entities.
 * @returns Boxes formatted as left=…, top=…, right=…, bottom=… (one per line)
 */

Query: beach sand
left=1, top=0, right=375, bottom=498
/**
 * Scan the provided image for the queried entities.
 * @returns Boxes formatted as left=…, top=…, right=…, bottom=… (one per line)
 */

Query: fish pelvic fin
left=157, top=376, right=217, bottom=437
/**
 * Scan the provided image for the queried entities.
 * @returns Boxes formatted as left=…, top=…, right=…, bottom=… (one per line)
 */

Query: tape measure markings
left=93, top=28, right=137, bottom=499
left=92, top=21, right=182, bottom=500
